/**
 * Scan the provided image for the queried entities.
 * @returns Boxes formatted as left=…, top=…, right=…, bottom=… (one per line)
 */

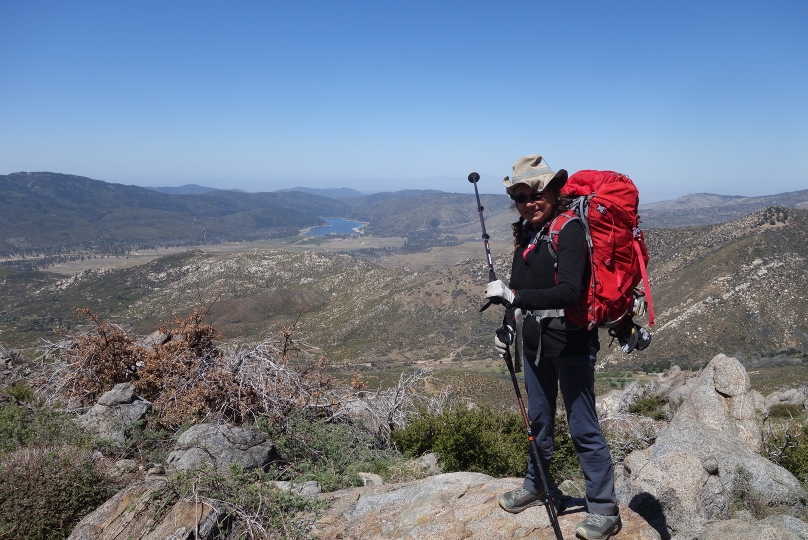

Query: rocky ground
left=58, top=352, right=808, bottom=539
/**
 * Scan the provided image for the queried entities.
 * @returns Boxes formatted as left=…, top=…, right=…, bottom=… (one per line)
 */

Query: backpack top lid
left=562, top=170, right=640, bottom=214
left=562, top=169, right=637, bottom=196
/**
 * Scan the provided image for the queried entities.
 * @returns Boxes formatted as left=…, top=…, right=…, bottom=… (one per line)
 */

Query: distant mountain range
left=0, top=172, right=508, bottom=262
left=4, top=170, right=808, bottom=267
left=638, top=189, right=808, bottom=228
left=0, top=172, right=345, bottom=258
left=274, top=186, right=367, bottom=198
left=146, top=184, right=221, bottom=195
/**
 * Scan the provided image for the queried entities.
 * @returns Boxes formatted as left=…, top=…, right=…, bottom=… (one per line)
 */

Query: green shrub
left=0, top=445, right=120, bottom=540
left=392, top=406, right=582, bottom=482
left=4, top=382, right=35, bottom=403
left=167, top=465, right=323, bottom=540
left=769, top=403, right=806, bottom=419
left=765, top=421, right=808, bottom=484
left=0, top=402, right=115, bottom=539
left=261, top=410, right=401, bottom=492
left=628, top=396, right=668, bottom=421
left=0, top=402, right=90, bottom=456
left=117, top=418, right=176, bottom=464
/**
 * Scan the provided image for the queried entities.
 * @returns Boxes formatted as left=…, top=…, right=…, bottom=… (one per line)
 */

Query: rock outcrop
left=765, top=387, right=808, bottom=411
left=75, top=383, right=151, bottom=444
left=314, top=472, right=661, bottom=540
left=166, top=423, right=277, bottom=472
left=617, top=354, right=806, bottom=537
left=597, top=380, right=657, bottom=418
left=697, top=514, right=808, bottom=540
left=672, top=353, right=761, bottom=451
left=67, top=476, right=226, bottom=540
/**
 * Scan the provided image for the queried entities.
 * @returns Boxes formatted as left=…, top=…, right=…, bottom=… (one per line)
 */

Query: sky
left=1, top=1, right=806, bottom=202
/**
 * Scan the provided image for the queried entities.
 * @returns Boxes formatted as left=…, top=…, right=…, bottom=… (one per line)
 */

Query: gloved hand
left=485, top=280, right=515, bottom=308
left=494, top=325, right=514, bottom=357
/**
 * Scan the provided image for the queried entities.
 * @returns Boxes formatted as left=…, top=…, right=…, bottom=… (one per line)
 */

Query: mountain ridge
left=146, top=184, right=220, bottom=195
left=0, top=172, right=511, bottom=263
left=638, top=189, right=808, bottom=228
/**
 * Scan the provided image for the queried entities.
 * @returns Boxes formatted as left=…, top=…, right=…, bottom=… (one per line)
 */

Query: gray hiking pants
left=521, top=353, right=619, bottom=516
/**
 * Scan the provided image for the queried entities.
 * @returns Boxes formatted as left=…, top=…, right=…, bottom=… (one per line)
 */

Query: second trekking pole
left=468, top=172, right=564, bottom=540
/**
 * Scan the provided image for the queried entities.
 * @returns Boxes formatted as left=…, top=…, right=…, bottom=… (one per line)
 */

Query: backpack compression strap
left=633, top=238, right=655, bottom=326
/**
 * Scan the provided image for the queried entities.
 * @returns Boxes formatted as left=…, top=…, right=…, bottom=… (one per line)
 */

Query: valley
left=2, top=173, right=808, bottom=397
left=3, top=207, right=808, bottom=381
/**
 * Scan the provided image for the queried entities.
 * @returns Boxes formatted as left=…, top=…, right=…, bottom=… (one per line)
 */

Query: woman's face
left=514, top=184, right=558, bottom=227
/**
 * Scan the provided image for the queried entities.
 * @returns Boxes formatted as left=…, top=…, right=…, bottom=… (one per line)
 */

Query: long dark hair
left=511, top=191, right=574, bottom=248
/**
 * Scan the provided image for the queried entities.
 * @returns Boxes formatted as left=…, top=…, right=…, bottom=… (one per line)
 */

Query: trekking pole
left=469, top=172, right=564, bottom=540
left=467, top=172, right=496, bottom=312
left=497, top=328, right=565, bottom=540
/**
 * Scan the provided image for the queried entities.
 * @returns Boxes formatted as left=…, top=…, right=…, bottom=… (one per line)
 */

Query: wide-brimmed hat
left=502, top=155, right=568, bottom=197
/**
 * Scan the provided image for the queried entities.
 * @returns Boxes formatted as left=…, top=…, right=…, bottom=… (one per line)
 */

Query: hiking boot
left=498, top=487, right=545, bottom=513
left=574, top=513, right=622, bottom=540
left=498, top=487, right=564, bottom=514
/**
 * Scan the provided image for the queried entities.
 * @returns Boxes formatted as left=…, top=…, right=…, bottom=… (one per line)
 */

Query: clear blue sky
left=1, top=1, right=806, bottom=201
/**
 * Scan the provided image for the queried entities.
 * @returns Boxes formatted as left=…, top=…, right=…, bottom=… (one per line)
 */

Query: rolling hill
left=146, top=184, right=221, bottom=195
left=638, top=189, right=808, bottom=228
left=0, top=172, right=513, bottom=266
left=0, top=172, right=347, bottom=257
left=2, top=207, right=807, bottom=373
left=598, top=206, right=808, bottom=369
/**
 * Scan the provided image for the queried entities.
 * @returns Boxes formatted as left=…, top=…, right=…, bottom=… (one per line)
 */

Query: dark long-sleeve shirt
left=507, top=218, right=599, bottom=357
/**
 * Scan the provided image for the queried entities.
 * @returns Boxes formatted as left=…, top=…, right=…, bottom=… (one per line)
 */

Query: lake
left=305, top=217, right=367, bottom=236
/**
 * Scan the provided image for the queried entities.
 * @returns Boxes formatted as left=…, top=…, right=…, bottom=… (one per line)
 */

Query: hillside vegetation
left=0, top=172, right=339, bottom=258
left=2, top=178, right=808, bottom=371
left=0, top=172, right=512, bottom=269
left=0, top=249, right=508, bottom=366
left=600, top=206, right=808, bottom=369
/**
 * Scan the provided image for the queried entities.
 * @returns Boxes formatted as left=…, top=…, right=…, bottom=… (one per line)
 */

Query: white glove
left=494, top=325, right=514, bottom=357
left=485, top=280, right=515, bottom=307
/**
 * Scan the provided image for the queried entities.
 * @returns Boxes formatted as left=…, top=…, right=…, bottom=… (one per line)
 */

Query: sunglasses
left=511, top=191, right=546, bottom=204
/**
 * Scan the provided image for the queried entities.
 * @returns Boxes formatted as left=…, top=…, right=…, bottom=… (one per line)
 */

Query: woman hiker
left=484, top=155, right=622, bottom=540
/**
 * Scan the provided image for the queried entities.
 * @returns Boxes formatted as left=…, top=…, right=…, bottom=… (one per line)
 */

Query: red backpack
left=547, top=170, right=654, bottom=331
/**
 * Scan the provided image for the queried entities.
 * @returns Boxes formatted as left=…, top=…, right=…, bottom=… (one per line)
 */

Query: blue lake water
left=305, top=217, right=366, bottom=236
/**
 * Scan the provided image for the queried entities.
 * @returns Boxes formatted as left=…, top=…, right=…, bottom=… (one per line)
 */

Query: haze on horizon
left=1, top=1, right=806, bottom=203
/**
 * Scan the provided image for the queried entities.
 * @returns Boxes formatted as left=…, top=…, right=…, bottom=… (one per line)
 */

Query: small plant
left=392, top=406, right=583, bottom=482
left=730, top=465, right=771, bottom=518
left=262, top=410, right=401, bottom=492
left=601, top=414, right=660, bottom=464
left=117, top=418, right=176, bottom=464
left=4, top=382, right=35, bottom=403
left=0, top=401, right=91, bottom=456
left=0, top=401, right=114, bottom=539
left=764, top=420, right=808, bottom=484
left=628, top=396, right=668, bottom=421
left=166, top=465, right=324, bottom=540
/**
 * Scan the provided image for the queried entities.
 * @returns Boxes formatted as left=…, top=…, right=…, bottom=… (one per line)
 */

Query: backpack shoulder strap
left=544, top=210, right=582, bottom=259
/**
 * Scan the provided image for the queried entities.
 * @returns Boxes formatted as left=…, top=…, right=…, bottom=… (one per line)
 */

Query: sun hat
left=502, top=155, right=568, bottom=197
